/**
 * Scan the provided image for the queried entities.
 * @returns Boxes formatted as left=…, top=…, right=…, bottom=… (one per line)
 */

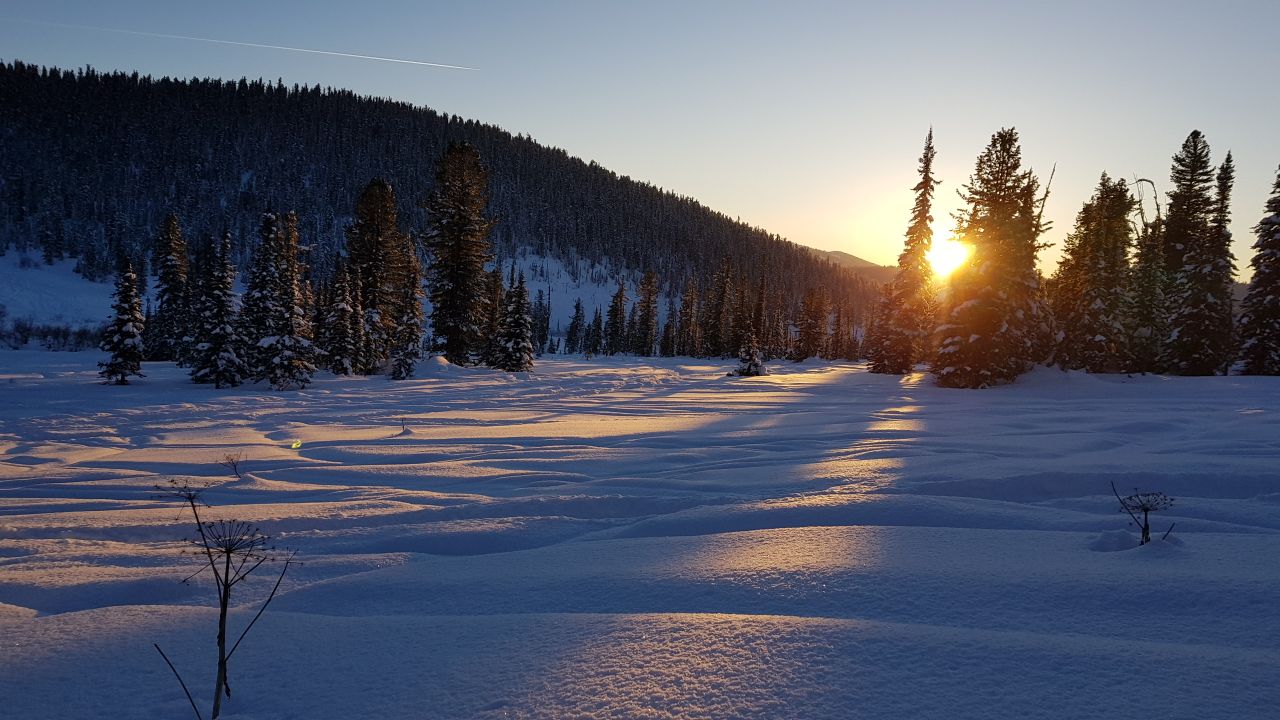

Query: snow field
left=1, top=351, right=1278, bottom=718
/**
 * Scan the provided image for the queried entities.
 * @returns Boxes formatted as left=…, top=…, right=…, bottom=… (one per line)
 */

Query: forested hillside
left=0, top=60, right=875, bottom=319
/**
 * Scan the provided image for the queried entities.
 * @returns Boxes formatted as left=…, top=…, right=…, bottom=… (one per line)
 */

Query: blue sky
left=3, top=1, right=1278, bottom=275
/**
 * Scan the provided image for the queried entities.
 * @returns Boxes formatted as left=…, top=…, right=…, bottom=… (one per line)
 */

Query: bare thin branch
left=154, top=643, right=203, bottom=720
left=226, top=553, right=295, bottom=662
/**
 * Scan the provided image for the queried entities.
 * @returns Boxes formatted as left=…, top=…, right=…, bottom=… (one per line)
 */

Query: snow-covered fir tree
left=934, top=128, right=1050, bottom=388
left=495, top=273, right=535, bottom=372
left=422, top=143, right=495, bottom=365
left=99, top=257, right=146, bottom=385
left=733, top=331, right=767, bottom=377
left=190, top=232, right=248, bottom=388
left=869, top=130, right=938, bottom=374
left=239, top=212, right=286, bottom=377
left=1050, top=173, right=1136, bottom=372
left=478, top=266, right=507, bottom=366
left=1238, top=165, right=1280, bottom=375
left=259, top=213, right=316, bottom=390
left=586, top=307, right=605, bottom=356
left=388, top=251, right=425, bottom=380
left=346, top=179, right=410, bottom=372
left=1162, top=137, right=1235, bottom=375
left=146, top=213, right=190, bottom=362
left=320, top=263, right=360, bottom=375
left=240, top=212, right=315, bottom=389
left=359, top=290, right=388, bottom=375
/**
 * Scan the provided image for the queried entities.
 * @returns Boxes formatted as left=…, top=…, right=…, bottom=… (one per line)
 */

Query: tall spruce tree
left=678, top=279, right=702, bottom=357
left=605, top=280, right=628, bottom=355
left=870, top=129, right=939, bottom=373
left=1129, top=214, right=1167, bottom=373
left=99, top=257, right=146, bottom=385
left=1163, top=137, right=1235, bottom=375
left=320, top=263, right=359, bottom=375
left=478, top=266, right=507, bottom=366
left=794, top=286, right=829, bottom=360
left=1050, top=173, right=1136, bottom=372
left=240, top=212, right=316, bottom=389
left=190, top=232, right=248, bottom=388
left=1238, top=165, right=1280, bottom=375
left=934, top=128, right=1049, bottom=388
left=239, top=212, right=286, bottom=378
left=148, top=213, right=190, bottom=361
left=586, top=307, right=605, bottom=356
left=388, top=251, right=425, bottom=380
left=496, top=273, right=535, bottom=372
left=565, top=298, right=586, bottom=355
left=421, top=143, right=496, bottom=365
left=346, top=179, right=410, bottom=372
left=635, top=271, right=660, bottom=356
left=660, top=295, right=678, bottom=357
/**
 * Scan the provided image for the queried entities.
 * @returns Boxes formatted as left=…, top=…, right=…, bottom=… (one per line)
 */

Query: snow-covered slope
left=1, top=353, right=1278, bottom=718
left=0, top=253, right=113, bottom=329
left=0, top=249, right=659, bottom=337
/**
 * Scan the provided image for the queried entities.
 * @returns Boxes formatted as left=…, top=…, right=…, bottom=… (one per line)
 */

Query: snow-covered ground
left=1, top=351, right=1278, bottom=719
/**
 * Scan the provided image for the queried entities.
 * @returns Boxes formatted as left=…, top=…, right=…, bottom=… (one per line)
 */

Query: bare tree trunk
left=212, top=556, right=231, bottom=719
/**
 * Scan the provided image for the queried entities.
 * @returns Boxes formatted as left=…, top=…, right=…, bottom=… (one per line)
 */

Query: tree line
left=864, top=127, right=1280, bottom=384
left=0, top=60, right=875, bottom=327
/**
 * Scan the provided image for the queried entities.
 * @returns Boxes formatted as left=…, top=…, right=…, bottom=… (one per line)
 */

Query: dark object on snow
left=1111, top=480, right=1175, bottom=545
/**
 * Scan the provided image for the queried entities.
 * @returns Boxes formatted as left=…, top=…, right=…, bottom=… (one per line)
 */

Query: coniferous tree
left=1238, top=165, right=1280, bottom=375
left=388, top=251, right=425, bottom=380
left=241, top=212, right=315, bottom=389
left=660, top=295, right=678, bottom=357
left=531, top=289, right=551, bottom=356
left=346, top=179, right=407, bottom=371
left=190, top=232, right=248, bottom=388
left=496, top=273, right=534, bottom=372
left=148, top=213, right=190, bottom=361
left=677, top=279, right=702, bottom=357
left=1050, top=173, right=1136, bottom=372
left=624, top=303, right=639, bottom=353
left=99, top=257, right=146, bottom=384
left=1129, top=215, right=1167, bottom=373
left=934, top=128, right=1049, bottom=387
left=421, top=143, right=496, bottom=365
left=239, top=212, right=286, bottom=377
left=870, top=130, right=938, bottom=374
left=635, top=271, right=660, bottom=356
left=320, top=263, right=359, bottom=375
left=793, top=286, right=829, bottom=360
left=565, top=298, right=587, bottom=355
left=605, top=280, right=628, bottom=355
left=260, top=213, right=316, bottom=390
left=478, top=266, right=507, bottom=366
left=733, top=331, right=767, bottom=376
left=586, top=307, right=605, bottom=356
left=1163, top=137, right=1235, bottom=375
left=177, top=237, right=212, bottom=369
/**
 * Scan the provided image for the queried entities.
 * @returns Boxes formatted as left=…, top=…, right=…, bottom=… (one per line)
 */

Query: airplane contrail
left=13, top=18, right=477, bottom=70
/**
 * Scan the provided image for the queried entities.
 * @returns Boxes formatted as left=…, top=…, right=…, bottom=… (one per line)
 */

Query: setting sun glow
left=927, top=237, right=972, bottom=278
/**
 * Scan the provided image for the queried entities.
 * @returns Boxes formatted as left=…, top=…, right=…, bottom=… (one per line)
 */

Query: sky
left=3, top=0, right=1278, bottom=277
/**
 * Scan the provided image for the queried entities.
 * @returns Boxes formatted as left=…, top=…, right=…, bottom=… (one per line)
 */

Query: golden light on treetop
left=927, top=237, right=972, bottom=278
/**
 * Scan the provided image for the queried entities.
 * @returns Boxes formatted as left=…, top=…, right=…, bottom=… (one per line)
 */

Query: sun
left=927, top=237, right=972, bottom=278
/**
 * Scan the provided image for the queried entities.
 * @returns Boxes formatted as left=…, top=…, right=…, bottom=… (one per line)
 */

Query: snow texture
left=1, top=351, right=1279, bottom=718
